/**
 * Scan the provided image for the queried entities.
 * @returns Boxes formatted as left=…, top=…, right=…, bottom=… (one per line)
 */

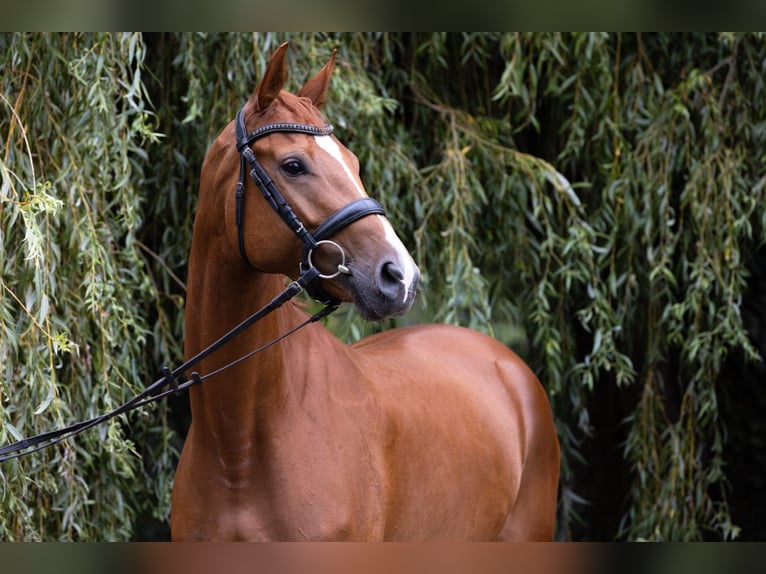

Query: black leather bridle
left=0, top=107, right=389, bottom=462
left=234, top=108, right=385, bottom=304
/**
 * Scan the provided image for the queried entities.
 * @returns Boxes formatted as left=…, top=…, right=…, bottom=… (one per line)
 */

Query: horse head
left=198, top=43, right=419, bottom=321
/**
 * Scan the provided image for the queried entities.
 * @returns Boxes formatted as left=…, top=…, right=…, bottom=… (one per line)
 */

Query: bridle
left=234, top=108, right=385, bottom=304
left=0, top=106, right=388, bottom=462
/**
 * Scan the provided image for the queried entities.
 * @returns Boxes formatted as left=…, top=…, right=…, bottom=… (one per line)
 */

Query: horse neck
left=184, top=240, right=314, bottom=446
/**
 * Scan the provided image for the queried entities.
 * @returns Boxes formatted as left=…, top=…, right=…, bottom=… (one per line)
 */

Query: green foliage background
left=1, top=32, right=765, bottom=540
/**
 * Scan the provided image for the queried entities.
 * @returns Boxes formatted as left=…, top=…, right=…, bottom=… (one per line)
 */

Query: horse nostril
left=377, top=261, right=405, bottom=300
left=382, top=261, right=404, bottom=282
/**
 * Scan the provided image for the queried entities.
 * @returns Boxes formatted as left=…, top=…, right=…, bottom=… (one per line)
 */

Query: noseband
left=235, top=108, right=386, bottom=304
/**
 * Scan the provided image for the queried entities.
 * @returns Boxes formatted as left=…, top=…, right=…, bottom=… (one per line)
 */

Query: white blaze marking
left=315, top=136, right=418, bottom=302
left=315, top=136, right=367, bottom=198
left=380, top=215, right=419, bottom=303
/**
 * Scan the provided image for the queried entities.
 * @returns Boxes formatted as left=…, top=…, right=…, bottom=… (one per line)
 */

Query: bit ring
left=306, top=240, right=351, bottom=279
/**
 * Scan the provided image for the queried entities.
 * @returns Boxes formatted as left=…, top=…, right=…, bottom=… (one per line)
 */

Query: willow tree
left=1, top=33, right=165, bottom=540
left=1, top=32, right=764, bottom=540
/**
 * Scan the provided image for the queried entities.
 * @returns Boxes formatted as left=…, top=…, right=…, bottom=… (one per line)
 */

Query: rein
left=0, top=269, right=335, bottom=463
left=0, top=106, right=386, bottom=463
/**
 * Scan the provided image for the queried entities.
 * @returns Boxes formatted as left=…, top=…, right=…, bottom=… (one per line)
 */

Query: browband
left=237, top=121, right=334, bottom=150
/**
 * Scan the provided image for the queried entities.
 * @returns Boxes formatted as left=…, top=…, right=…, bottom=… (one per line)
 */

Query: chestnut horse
left=171, top=43, right=560, bottom=541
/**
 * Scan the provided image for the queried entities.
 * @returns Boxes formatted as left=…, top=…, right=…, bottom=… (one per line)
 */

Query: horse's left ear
left=297, top=49, right=337, bottom=109
left=250, top=42, right=289, bottom=113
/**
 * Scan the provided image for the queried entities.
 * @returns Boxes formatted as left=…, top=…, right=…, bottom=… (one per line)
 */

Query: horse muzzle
left=343, top=255, right=420, bottom=321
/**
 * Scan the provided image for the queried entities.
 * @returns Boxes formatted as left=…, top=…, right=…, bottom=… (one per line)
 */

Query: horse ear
left=297, top=49, right=337, bottom=109
left=250, top=42, right=289, bottom=112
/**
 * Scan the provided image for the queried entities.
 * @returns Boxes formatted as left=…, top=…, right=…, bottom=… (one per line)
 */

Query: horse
left=170, top=42, right=560, bottom=541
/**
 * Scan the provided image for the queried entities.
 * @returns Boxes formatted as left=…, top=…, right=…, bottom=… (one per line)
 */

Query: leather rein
left=0, top=107, right=386, bottom=462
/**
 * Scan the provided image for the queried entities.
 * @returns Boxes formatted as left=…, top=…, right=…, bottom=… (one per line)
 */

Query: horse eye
left=281, top=159, right=305, bottom=177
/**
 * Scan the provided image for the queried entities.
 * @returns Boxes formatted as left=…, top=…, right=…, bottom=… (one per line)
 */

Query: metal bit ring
left=306, top=240, right=351, bottom=279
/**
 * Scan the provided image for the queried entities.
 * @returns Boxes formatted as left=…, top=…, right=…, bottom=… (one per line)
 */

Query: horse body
left=173, top=273, right=557, bottom=541
left=171, top=43, right=559, bottom=541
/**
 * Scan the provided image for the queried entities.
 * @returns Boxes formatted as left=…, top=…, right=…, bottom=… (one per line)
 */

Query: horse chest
left=176, top=408, right=388, bottom=541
